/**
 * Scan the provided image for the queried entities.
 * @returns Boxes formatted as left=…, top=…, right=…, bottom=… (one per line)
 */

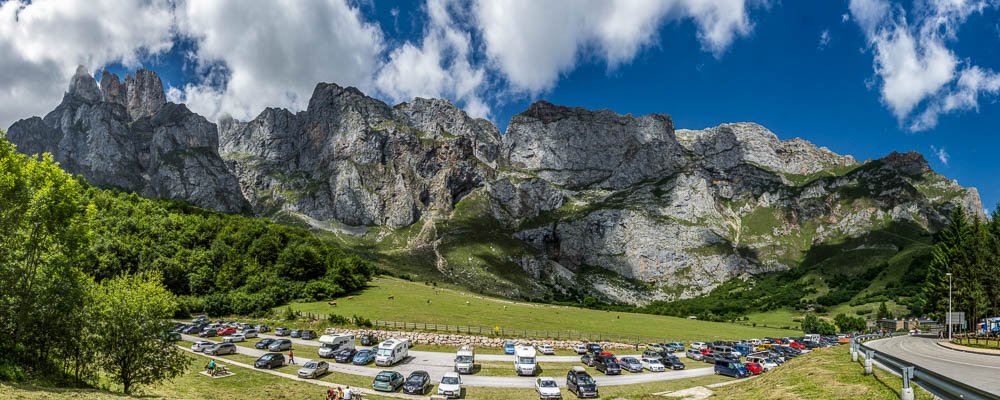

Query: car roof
left=409, top=371, right=429, bottom=376
left=539, top=376, right=556, bottom=381
left=443, top=372, right=459, bottom=378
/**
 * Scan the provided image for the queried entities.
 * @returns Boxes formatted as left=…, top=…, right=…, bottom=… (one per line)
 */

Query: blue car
left=733, top=345, right=752, bottom=356
left=715, top=359, right=751, bottom=378
left=353, top=349, right=375, bottom=365
left=504, top=341, right=516, bottom=355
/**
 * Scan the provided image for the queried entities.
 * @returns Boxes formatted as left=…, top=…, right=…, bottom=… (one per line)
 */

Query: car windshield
left=577, top=375, right=595, bottom=385
left=376, top=348, right=392, bottom=356
left=457, top=355, right=473, bottom=363
left=442, top=376, right=460, bottom=385
left=407, top=375, right=424, bottom=383
left=666, top=357, right=679, bottom=362
left=261, top=354, right=274, bottom=360
left=517, top=357, right=535, bottom=364
left=304, top=362, right=319, bottom=368
left=356, top=350, right=370, bottom=356
left=540, top=380, right=557, bottom=388
left=375, top=374, right=392, bottom=382
left=733, top=363, right=745, bottom=368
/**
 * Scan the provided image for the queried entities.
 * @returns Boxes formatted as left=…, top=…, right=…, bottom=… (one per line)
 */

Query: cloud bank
left=0, top=0, right=766, bottom=126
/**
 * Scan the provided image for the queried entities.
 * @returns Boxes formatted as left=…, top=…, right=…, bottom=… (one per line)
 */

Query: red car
left=789, top=342, right=805, bottom=350
left=218, top=327, right=236, bottom=335
left=744, top=362, right=764, bottom=375
left=600, top=352, right=618, bottom=363
left=700, top=348, right=711, bottom=355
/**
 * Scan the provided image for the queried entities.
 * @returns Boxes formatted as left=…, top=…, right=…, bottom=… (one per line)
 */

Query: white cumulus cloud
left=819, top=29, right=832, bottom=48
left=848, top=0, right=1000, bottom=131
left=0, top=0, right=175, bottom=128
left=929, top=145, right=949, bottom=166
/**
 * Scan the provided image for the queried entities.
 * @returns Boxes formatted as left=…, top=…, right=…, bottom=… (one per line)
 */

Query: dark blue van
left=715, top=359, right=751, bottom=378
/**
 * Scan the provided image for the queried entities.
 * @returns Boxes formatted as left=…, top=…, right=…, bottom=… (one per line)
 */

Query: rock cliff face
left=5, top=66, right=984, bottom=304
left=6, top=67, right=247, bottom=213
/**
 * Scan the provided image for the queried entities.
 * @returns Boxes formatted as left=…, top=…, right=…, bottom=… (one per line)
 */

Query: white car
left=572, top=344, right=587, bottom=354
left=222, top=334, right=245, bottom=343
left=191, top=341, right=213, bottom=352
left=535, top=376, right=561, bottom=399
left=641, top=357, right=665, bottom=372
left=690, top=342, right=707, bottom=350
left=537, top=344, right=556, bottom=355
left=437, top=372, right=462, bottom=399
left=242, top=329, right=258, bottom=338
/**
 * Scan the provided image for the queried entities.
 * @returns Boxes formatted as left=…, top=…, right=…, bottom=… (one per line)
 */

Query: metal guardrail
left=850, top=333, right=1000, bottom=400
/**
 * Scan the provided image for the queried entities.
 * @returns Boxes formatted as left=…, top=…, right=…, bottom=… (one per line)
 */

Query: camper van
left=375, top=339, right=410, bottom=367
left=455, top=345, right=475, bottom=374
left=317, top=334, right=355, bottom=359
left=514, top=346, right=538, bottom=376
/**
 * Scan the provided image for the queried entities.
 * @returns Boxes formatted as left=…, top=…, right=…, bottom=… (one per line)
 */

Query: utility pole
left=947, top=272, right=953, bottom=341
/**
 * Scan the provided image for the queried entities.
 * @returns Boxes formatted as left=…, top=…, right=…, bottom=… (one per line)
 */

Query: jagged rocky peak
left=394, top=97, right=503, bottom=167
left=675, top=122, right=857, bottom=175
left=67, top=65, right=102, bottom=103
left=95, top=67, right=166, bottom=121
left=877, top=151, right=931, bottom=176
left=503, top=100, right=684, bottom=189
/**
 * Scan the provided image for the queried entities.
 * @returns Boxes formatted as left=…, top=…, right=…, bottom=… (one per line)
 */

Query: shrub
left=327, top=314, right=350, bottom=325
left=352, top=315, right=373, bottom=328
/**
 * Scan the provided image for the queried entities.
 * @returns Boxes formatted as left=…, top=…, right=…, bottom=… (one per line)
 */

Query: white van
left=318, top=334, right=355, bottom=358
left=804, top=334, right=821, bottom=341
left=375, top=338, right=410, bottom=366
left=455, top=345, right=475, bottom=374
left=514, top=346, right=537, bottom=376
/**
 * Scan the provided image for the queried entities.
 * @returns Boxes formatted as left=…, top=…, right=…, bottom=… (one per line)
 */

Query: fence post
left=850, top=338, right=857, bottom=362
left=864, top=350, right=873, bottom=375
left=900, top=366, right=915, bottom=400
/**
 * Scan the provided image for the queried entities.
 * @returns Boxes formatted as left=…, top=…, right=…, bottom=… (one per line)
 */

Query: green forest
left=0, top=134, right=373, bottom=391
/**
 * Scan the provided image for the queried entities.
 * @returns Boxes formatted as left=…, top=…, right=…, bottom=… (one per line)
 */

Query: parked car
left=241, top=329, right=258, bottom=338
left=290, top=329, right=302, bottom=338
left=222, top=334, right=245, bottom=343
left=642, top=349, right=666, bottom=360
left=334, top=348, right=356, bottom=363
left=690, top=342, right=707, bottom=350
left=504, top=341, right=516, bottom=355
left=746, top=355, right=779, bottom=371
left=537, top=344, right=556, bottom=355
left=255, top=353, right=285, bottom=369
left=402, top=371, right=432, bottom=395
left=572, top=343, right=588, bottom=354
left=274, top=327, right=291, bottom=336
left=567, top=366, right=599, bottom=398
left=594, top=354, right=621, bottom=375
left=204, top=343, right=237, bottom=356
left=193, top=316, right=209, bottom=324
left=641, top=357, right=665, bottom=372
left=437, top=372, right=462, bottom=399
left=183, top=325, right=201, bottom=334
left=686, top=348, right=704, bottom=361
left=372, top=371, right=404, bottom=392
left=300, top=330, right=317, bottom=340
left=619, top=357, right=643, bottom=373
left=254, top=324, right=271, bottom=333
left=535, top=377, right=562, bottom=399
left=714, top=359, right=751, bottom=378
left=268, top=339, right=292, bottom=352
left=198, top=330, right=218, bottom=338
left=295, top=360, right=328, bottom=379
left=665, top=342, right=685, bottom=352
left=353, top=349, right=375, bottom=365
left=581, top=353, right=597, bottom=367
left=191, top=341, right=213, bottom=352
left=586, top=343, right=602, bottom=354
left=659, top=355, right=685, bottom=370
left=166, top=332, right=181, bottom=341
left=702, top=351, right=716, bottom=364
left=360, top=333, right=377, bottom=346
left=744, top=362, right=764, bottom=375
left=217, top=327, right=236, bottom=336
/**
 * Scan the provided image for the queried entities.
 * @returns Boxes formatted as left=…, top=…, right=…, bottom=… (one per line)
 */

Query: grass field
left=710, top=346, right=934, bottom=399
left=279, top=276, right=799, bottom=342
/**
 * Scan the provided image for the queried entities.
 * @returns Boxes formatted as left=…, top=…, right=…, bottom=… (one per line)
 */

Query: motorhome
left=455, top=345, right=475, bottom=374
left=804, top=334, right=821, bottom=341
left=375, top=338, right=410, bottom=366
left=514, top=346, right=538, bottom=376
left=317, top=334, right=355, bottom=359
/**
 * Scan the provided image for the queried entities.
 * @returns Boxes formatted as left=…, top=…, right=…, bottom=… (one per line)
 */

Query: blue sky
left=1, top=0, right=998, bottom=211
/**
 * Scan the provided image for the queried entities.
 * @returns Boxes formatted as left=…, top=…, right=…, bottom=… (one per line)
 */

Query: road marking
left=896, top=339, right=1000, bottom=370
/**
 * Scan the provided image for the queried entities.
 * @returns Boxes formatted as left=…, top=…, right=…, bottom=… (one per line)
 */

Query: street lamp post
left=947, top=272, right=953, bottom=341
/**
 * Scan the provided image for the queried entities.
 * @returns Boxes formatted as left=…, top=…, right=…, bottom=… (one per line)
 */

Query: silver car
left=191, top=341, right=214, bottom=352
left=205, top=343, right=237, bottom=356
left=242, top=329, right=258, bottom=338
left=268, top=339, right=292, bottom=352
left=297, top=360, right=329, bottom=379
left=686, top=348, right=704, bottom=361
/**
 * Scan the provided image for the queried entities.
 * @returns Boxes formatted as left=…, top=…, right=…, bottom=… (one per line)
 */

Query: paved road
left=183, top=333, right=711, bottom=388
left=865, top=335, right=1000, bottom=396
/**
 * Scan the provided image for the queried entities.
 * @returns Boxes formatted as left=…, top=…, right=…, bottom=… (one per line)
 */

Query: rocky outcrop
left=6, top=66, right=247, bottom=213
left=6, top=66, right=985, bottom=304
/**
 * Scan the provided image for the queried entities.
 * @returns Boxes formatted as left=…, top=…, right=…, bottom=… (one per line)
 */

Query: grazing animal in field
left=388, top=295, right=395, bottom=300
left=328, top=301, right=337, bottom=307
left=465, top=301, right=470, bottom=306
left=348, top=296, right=354, bottom=300
left=503, top=306, right=507, bottom=311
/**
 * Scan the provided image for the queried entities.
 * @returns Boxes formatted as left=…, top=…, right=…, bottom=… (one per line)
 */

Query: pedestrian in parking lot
left=289, top=350, right=295, bottom=364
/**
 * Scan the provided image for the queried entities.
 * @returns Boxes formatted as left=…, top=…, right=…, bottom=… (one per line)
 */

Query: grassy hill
left=282, top=276, right=800, bottom=341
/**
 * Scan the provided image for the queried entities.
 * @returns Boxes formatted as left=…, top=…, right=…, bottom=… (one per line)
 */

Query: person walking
left=289, top=350, right=295, bottom=365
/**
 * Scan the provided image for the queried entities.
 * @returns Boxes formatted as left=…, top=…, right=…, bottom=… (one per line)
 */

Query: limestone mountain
left=5, top=67, right=984, bottom=305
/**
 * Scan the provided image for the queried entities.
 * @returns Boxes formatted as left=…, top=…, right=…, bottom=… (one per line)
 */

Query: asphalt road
left=182, top=333, right=712, bottom=388
left=865, top=335, right=1000, bottom=396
